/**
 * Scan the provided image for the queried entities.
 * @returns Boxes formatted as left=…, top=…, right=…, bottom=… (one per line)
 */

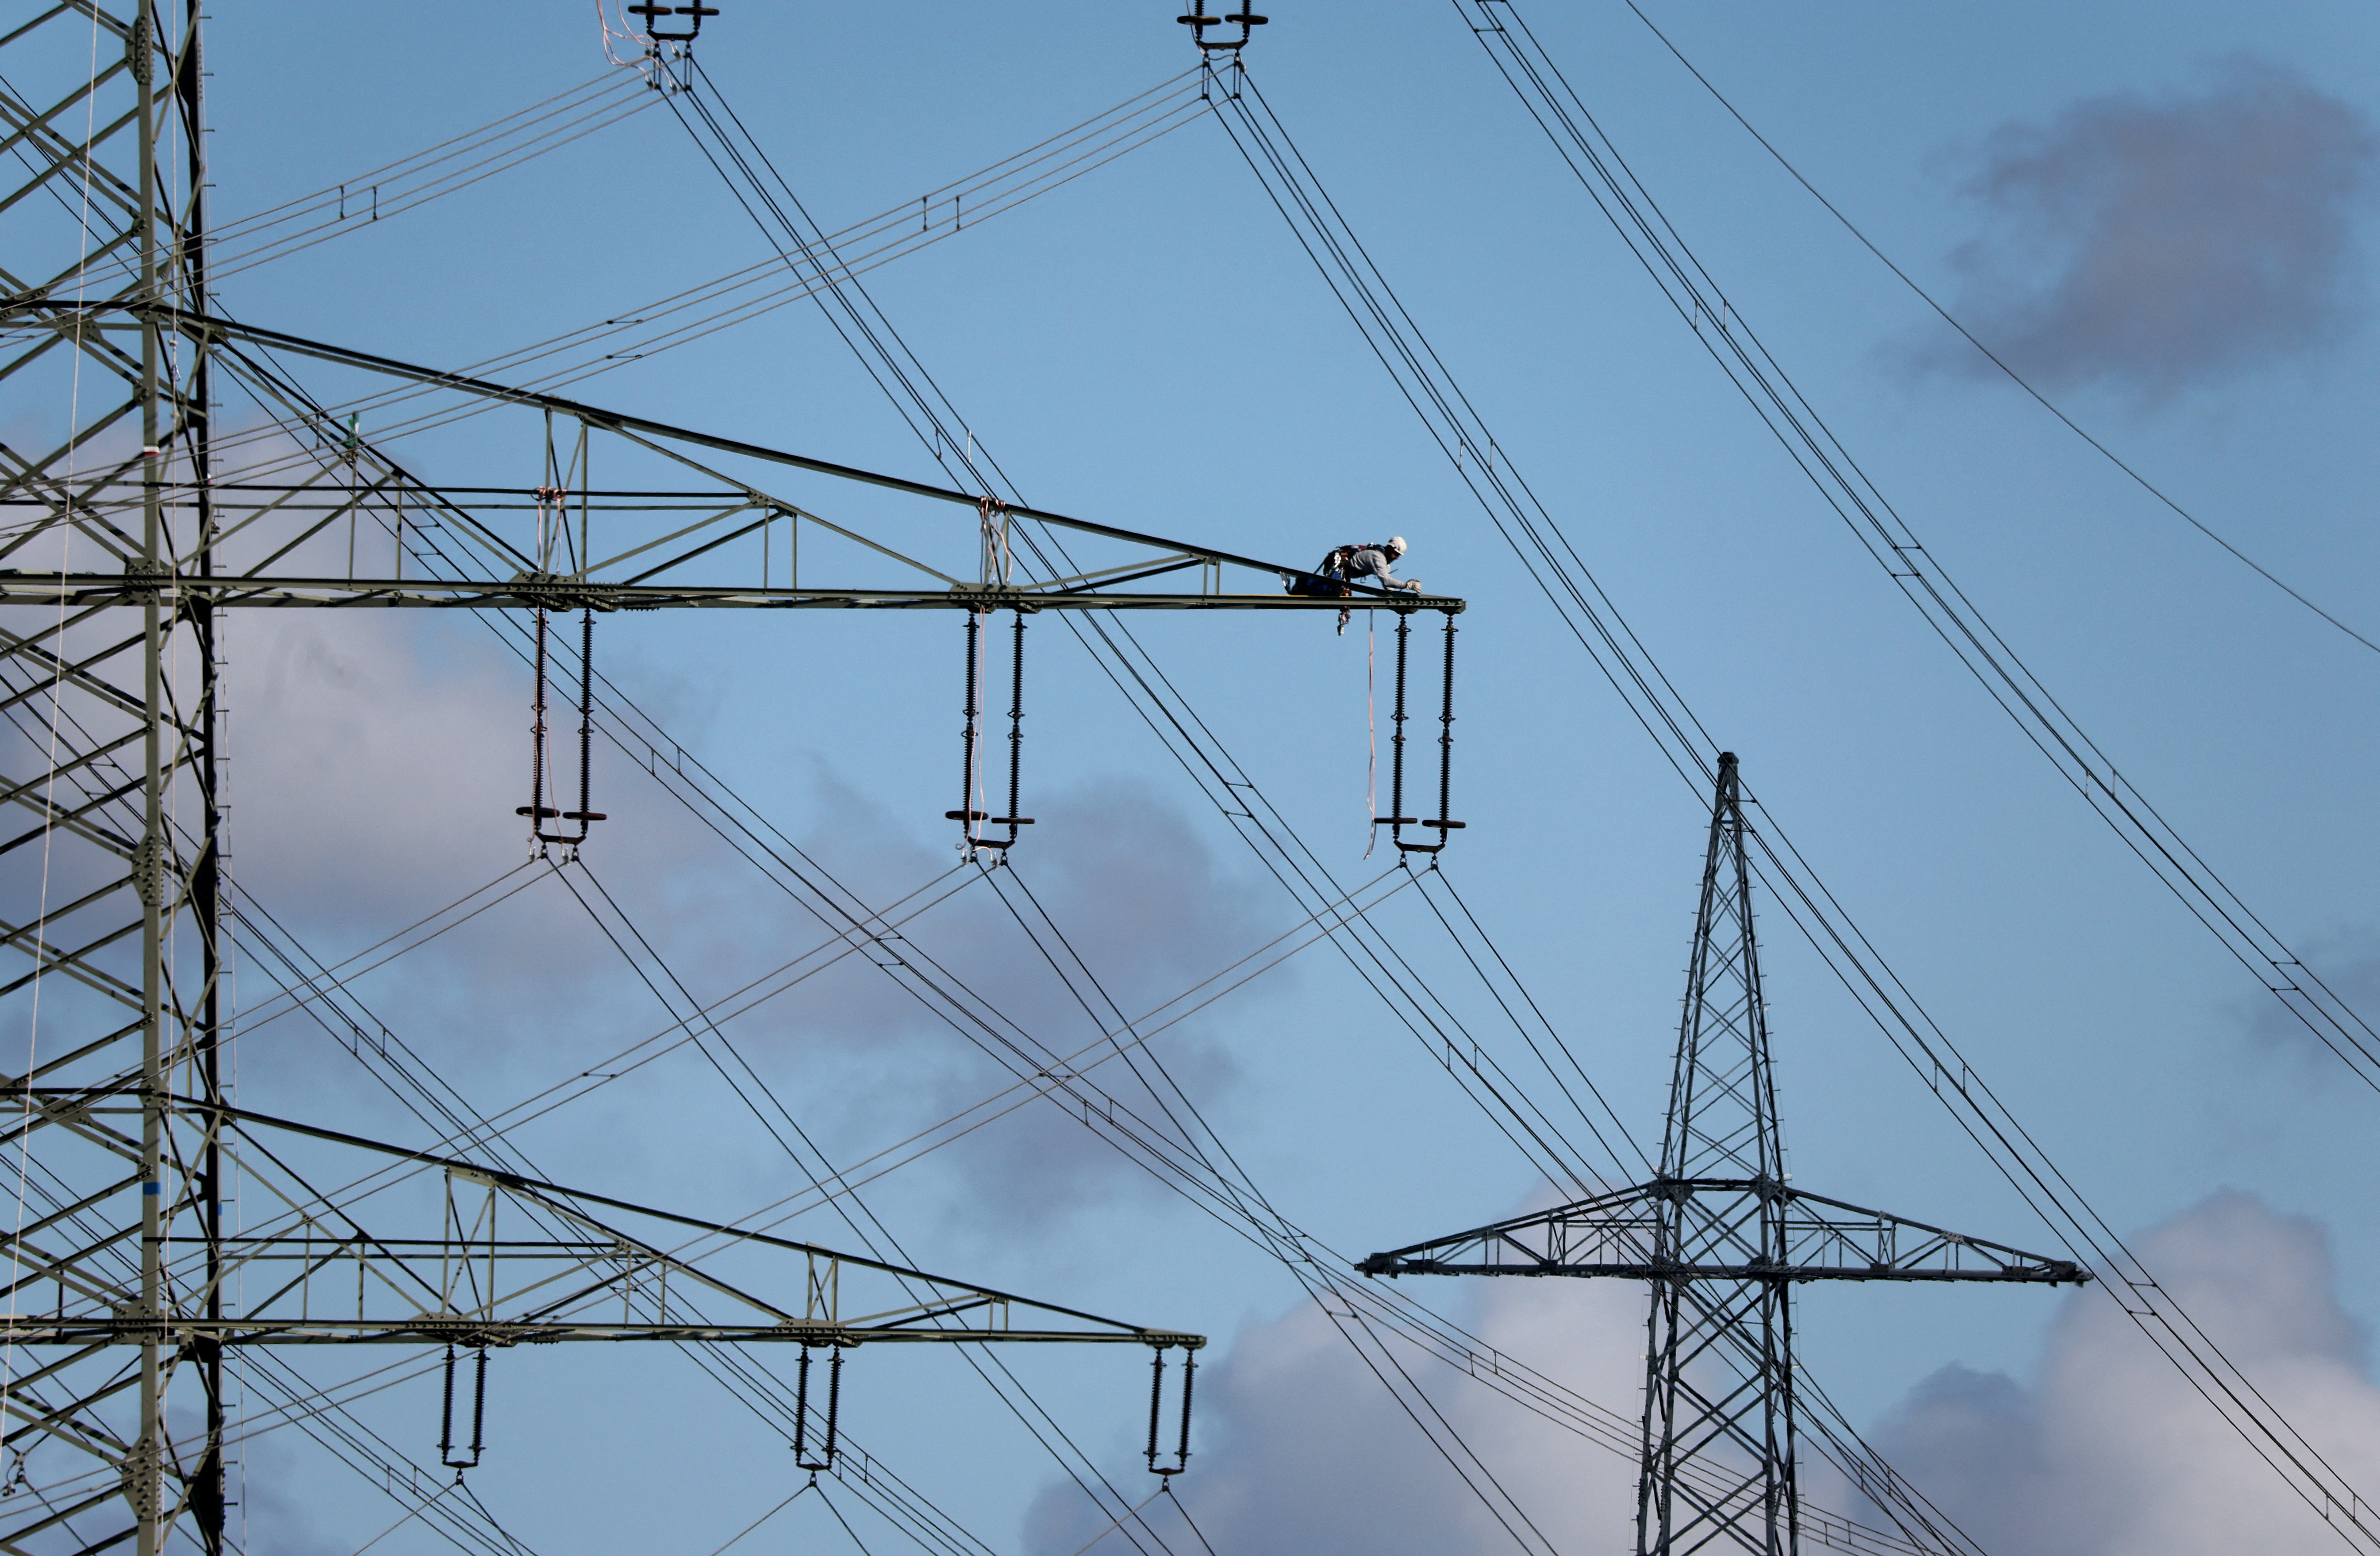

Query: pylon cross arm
left=85, top=1098, right=1211, bottom=1350
left=0, top=301, right=1470, bottom=618
left=1358, top=1177, right=2090, bottom=1285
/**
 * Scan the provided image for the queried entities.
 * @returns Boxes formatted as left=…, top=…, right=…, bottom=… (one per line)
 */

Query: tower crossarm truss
left=0, top=301, right=1469, bottom=616
left=1360, top=1182, right=2089, bottom=1285
left=0, top=1092, right=1202, bottom=1352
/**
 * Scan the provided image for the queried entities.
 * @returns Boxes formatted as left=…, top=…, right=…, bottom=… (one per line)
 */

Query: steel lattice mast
left=0, top=8, right=1470, bottom=1551
left=1363, top=753, right=2084, bottom=1556
left=0, top=5, right=227, bottom=1548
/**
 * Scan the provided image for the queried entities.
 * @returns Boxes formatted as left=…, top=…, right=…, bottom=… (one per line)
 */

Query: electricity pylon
left=1362, top=753, right=2084, bottom=1556
left=0, top=6, right=1468, bottom=1551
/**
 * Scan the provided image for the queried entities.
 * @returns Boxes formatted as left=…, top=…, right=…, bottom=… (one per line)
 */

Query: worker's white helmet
left=1387, top=535, right=1407, bottom=555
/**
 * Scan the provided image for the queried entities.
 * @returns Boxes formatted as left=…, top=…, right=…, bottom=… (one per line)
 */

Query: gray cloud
left=757, top=768, right=1266, bottom=1230
left=221, top=606, right=1278, bottom=1226
left=1866, top=1191, right=2380, bottom=1554
left=1918, top=57, right=2375, bottom=401
left=2243, top=927, right=2380, bottom=1071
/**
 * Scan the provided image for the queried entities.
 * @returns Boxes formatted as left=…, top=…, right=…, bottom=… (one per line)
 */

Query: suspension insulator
left=438, top=1344, right=489, bottom=1473
left=1145, top=1349, right=1167, bottom=1474
left=796, top=1344, right=846, bottom=1472
left=1144, top=1345, right=1198, bottom=1476
left=1171, top=1349, right=1197, bottom=1475
left=951, top=606, right=1037, bottom=852
left=1376, top=610, right=1418, bottom=835
left=517, top=605, right=606, bottom=850
left=947, top=608, right=992, bottom=836
left=984, top=608, right=1036, bottom=848
left=1398, top=612, right=1464, bottom=854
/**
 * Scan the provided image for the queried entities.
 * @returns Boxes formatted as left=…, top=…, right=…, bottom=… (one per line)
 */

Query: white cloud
left=1023, top=1274, right=1647, bottom=1556
left=1028, top=1192, right=2380, bottom=1556
left=1869, top=1191, right=2380, bottom=1555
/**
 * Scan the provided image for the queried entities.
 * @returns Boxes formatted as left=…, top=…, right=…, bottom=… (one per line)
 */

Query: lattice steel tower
left=1363, top=753, right=2086, bottom=1556
left=0, top=6, right=1468, bottom=1551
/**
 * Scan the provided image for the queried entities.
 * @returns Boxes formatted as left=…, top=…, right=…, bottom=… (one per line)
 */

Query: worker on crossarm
left=1337, top=536, right=1418, bottom=633
left=1281, top=536, right=1421, bottom=631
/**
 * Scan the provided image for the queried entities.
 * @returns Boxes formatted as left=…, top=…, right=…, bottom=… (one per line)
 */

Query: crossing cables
left=1445, top=0, right=2380, bottom=1109
left=1209, top=38, right=2380, bottom=1549
left=636, top=50, right=1974, bottom=1556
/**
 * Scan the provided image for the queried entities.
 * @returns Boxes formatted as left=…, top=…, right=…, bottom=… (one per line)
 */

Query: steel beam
left=0, top=576, right=1466, bottom=612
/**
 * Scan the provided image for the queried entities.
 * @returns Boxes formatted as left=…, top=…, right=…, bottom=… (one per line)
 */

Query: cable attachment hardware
left=1178, top=0, right=1265, bottom=54
left=1144, top=1345, right=1197, bottom=1476
left=978, top=496, right=1013, bottom=588
left=1396, top=611, right=1465, bottom=855
left=437, top=1344, right=489, bottom=1474
left=626, top=2, right=717, bottom=43
left=793, top=1343, right=847, bottom=1472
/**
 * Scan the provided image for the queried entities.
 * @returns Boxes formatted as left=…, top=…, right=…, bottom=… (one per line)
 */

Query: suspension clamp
left=504, top=571, right=622, bottom=612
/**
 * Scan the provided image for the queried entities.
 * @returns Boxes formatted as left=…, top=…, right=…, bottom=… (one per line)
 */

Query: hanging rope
left=1376, top=610, right=1417, bottom=845
left=438, top=1344, right=489, bottom=1473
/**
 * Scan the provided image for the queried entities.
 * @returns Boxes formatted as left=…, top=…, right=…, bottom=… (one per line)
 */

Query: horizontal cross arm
left=173, top=1096, right=1208, bottom=1346
left=1360, top=1177, right=2090, bottom=1285
left=0, top=574, right=1466, bottom=613
left=0, top=1318, right=1192, bottom=1347
left=1351, top=1260, right=2083, bottom=1284
left=5, top=301, right=1459, bottom=612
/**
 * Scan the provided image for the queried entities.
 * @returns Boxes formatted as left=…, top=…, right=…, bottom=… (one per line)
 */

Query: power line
left=1606, top=0, right=2380, bottom=660
left=1214, top=39, right=2380, bottom=1547
left=1448, top=0, right=2380, bottom=1101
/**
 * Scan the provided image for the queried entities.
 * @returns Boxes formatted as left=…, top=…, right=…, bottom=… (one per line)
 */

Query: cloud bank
left=1920, top=57, right=2375, bottom=402
left=1025, top=1193, right=2380, bottom=1556
left=1869, top=1191, right=2380, bottom=1555
left=1023, top=1275, right=1649, bottom=1556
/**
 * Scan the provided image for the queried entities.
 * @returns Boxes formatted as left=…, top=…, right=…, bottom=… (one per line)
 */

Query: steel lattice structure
left=0, top=7, right=1470, bottom=1551
left=1363, top=754, right=2085, bottom=1556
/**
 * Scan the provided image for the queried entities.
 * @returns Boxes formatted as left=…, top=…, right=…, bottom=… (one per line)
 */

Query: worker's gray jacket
left=1342, top=547, right=1409, bottom=589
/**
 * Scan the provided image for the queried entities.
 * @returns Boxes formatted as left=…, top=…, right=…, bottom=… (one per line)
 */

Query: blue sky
left=67, top=0, right=2380, bottom=1550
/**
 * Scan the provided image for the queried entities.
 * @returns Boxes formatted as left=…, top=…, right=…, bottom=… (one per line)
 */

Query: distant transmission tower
left=0, top=6, right=1469, bottom=1551
left=1363, top=752, right=2085, bottom=1556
